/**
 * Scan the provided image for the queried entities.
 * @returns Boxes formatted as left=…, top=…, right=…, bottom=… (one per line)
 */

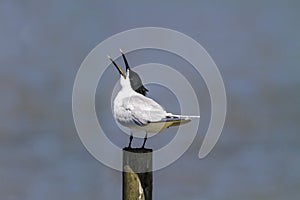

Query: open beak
left=120, top=49, right=130, bottom=72
left=107, top=55, right=125, bottom=78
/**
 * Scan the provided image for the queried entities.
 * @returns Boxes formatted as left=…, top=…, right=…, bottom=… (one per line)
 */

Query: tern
left=108, top=49, right=199, bottom=148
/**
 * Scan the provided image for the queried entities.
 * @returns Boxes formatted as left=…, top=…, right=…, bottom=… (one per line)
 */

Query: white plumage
left=109, top=50, right=199, bottom=148
left=113, top=71, right=191, bottom=134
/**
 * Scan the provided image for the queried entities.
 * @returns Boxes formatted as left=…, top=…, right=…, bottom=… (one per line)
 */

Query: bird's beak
left=107, top=55, right=126, bottom=78
left=120, top=49, right=130, bottom=72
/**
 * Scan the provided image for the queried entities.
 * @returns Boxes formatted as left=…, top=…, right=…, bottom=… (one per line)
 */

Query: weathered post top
left=123, top=147, right=153, bottom=200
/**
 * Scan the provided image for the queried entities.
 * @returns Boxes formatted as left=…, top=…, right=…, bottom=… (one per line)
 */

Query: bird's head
left=108, top=49, right=148, bottom=96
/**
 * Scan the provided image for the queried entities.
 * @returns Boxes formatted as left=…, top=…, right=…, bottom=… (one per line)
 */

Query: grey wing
left=122, top=95, right=167, bottom=126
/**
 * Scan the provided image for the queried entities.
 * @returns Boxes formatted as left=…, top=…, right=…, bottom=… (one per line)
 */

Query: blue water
left=1, top=0, right=300, bottom=199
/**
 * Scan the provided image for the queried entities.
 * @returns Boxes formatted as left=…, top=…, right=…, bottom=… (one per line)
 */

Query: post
left=123, top=147, right=153, bottom=200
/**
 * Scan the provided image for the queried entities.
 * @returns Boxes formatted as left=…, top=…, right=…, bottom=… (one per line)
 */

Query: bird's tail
left=166, top=113, right=200, bottom=119
left=149, top=113, right=199, bottom=131
left=163, top=113, right=200, bottom=128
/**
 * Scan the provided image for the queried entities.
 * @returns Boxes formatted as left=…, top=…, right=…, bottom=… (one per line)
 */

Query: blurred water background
left=1, top=0, right=300, bottom=199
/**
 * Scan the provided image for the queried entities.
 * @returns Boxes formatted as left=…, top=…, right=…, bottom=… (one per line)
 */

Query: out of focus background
left=1, top=0, right=300, bottom=199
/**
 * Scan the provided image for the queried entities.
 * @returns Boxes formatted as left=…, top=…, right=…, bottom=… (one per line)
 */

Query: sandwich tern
left=108, top=49, right=199, bottom=148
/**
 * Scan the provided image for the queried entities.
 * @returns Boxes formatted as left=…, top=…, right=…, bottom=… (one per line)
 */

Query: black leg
left=128, top=133, right=133, bottom=148
left=141, top=133, right=148, bottom=149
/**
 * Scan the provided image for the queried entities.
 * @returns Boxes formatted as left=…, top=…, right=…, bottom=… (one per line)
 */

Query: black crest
left=120, top=49, right=148, bottom=96
left=129, top=70, right=148, bottom=96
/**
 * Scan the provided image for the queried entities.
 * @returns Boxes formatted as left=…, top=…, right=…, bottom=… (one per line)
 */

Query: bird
left=108, top=49, right=199, bottom=149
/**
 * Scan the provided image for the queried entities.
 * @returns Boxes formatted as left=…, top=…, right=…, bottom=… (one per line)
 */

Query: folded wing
left=122, top=95, right=191, bottom=129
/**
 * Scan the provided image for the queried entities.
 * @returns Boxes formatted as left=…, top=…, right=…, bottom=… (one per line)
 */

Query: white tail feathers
left=156, top=113, right=199, bottom=129
left=166, top=113, right=200, bottom=119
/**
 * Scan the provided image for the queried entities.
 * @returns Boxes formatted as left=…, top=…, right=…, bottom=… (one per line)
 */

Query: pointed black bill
left=107, top=55, right=125, bottom=78
left=120, top=49, right=130, bottom=71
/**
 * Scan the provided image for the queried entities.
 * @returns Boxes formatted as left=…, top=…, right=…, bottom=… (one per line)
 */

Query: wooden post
left=123, top=147, right=153, bottom=200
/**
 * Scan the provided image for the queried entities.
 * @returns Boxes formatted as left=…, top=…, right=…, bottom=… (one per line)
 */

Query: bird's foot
left=127, top=134, right=133, bottom=149
left=141, top=133, right=148, bottom=149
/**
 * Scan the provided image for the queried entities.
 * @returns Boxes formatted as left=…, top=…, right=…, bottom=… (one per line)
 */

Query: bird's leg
left=141, top=132, right=148, bottom=149
left=128, top=132, right=133, bottom=149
